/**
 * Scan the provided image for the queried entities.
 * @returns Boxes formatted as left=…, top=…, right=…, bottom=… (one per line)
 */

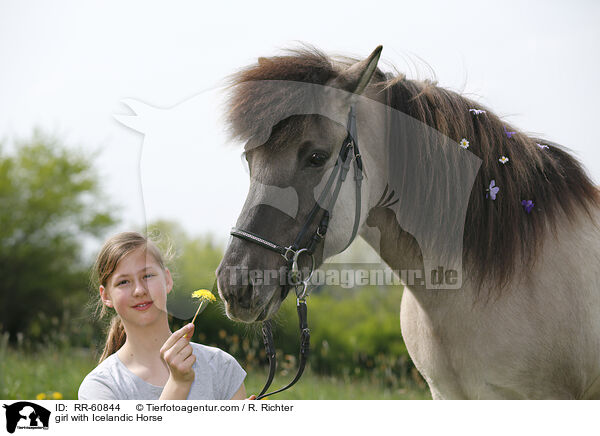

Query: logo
left=2, top=402, right=51, bottom=433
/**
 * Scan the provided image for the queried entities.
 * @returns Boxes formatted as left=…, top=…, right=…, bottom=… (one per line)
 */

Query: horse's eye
left=308, top=152, right=329, bottom=167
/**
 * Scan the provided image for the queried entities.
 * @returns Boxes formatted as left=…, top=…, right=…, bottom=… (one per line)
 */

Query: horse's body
left=373, top=210, right=600, bottom=399
left=217, top=45, right=600, bottom=399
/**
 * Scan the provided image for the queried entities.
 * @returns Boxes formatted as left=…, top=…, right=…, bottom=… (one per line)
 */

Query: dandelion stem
left=191, top=300, right=206, bottom=326
left=184, top=289, right=215, bottom=339
left=184, top=300, right=206, bottom=339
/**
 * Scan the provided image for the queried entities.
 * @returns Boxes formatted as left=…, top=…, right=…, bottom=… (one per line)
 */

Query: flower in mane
left=469, top=109, right=486, bottom=115
left=521, top=200, right=535, bottom=214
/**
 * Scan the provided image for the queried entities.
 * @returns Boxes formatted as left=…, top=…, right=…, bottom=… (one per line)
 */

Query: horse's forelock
left=224, top=46, right=337, bottom=147
left=223, top=44, right=389, bottom=151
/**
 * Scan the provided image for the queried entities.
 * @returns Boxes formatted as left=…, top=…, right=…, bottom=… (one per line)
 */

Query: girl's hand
left=160, top=323, right=196, bottom=384
left=246, top=395, right=256, bottom=400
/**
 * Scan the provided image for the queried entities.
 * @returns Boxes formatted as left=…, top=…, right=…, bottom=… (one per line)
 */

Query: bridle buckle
left=282, top=245, right=296, bottom=262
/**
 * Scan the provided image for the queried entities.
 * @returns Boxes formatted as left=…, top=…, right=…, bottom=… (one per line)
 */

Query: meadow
left=0, top=239, right=431, bottom=401
left=0, top=141, right=428, bottom=401
left=0, top=335, right=430, bottom=400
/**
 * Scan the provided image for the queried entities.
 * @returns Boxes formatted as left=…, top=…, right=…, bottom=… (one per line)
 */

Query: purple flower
left=521, top=200, right=534, bottom=213
left=504, top=126, right=516, bottom=138
left=486, top=180, right=499, bottom=200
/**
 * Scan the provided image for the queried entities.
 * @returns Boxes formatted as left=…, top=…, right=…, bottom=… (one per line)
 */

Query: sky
left=1, top=0, right=599, bottom=248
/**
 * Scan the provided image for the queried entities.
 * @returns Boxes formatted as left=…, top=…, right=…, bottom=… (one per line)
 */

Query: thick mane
left=381, top=78, right=600, bottom=291
left=225, top=45, right=600, bottom=292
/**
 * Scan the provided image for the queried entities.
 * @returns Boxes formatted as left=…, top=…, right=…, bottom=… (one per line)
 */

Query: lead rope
left=255, top=296, right=309, bottom=400
left=255, top=249, right=314, bottom=400
left=255, top=320, right=276, bottom=398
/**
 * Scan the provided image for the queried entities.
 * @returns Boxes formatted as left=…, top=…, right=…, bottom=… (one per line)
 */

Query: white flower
left=499, top=156, right=509, bottom=164
left=459, top=138, right=469, bottom=149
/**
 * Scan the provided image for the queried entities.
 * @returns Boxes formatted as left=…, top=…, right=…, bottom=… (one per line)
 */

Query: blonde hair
left=90, top=231, right=174, bottom=363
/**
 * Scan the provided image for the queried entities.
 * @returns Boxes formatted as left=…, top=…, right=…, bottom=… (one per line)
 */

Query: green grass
left=0, top=345, right=94, bottom=400
left=0, top=343, right=431, bottom=400
left=244, top=368, right=431, bottom=400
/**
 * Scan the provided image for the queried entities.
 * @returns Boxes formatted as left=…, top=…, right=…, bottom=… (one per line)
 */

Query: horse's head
left=217, top=46, right=385, bottom=322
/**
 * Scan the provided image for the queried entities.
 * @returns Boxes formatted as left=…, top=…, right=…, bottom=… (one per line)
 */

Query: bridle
left=229, top=104, right=364, bottom=399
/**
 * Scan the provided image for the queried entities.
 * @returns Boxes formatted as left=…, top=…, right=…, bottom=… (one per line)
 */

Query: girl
left=78, top=231, right=254, bottom=400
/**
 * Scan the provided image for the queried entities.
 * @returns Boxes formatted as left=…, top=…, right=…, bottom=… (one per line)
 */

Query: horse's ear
left=330, top=45, right=383, bottom=96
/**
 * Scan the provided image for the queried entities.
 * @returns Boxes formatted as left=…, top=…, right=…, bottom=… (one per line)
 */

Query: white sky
left=1, top=0, right=599, bottom=246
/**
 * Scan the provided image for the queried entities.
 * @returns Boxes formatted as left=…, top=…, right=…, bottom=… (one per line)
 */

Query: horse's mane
left=225, top=44, right=600, bottom=292
left=381, top=74, right=600, bottom=292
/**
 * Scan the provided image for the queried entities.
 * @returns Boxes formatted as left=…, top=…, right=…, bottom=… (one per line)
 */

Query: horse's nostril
left=236, top=284, right=253, bottom=309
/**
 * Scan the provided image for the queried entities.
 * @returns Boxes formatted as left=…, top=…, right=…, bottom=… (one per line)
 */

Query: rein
left=230, top=105, right=364, bottom=399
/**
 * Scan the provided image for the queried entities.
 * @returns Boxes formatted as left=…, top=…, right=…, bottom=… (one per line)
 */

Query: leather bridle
left=229, top=104, right=364, bottom=399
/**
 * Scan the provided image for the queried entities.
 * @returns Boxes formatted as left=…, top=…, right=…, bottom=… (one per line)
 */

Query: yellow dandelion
left=185, top=289, right=217, bottom=338
left=192, top=289, right=216, bottom=302
left=52, top=392, right=63, bottom=400
left=36, top=392, right=46, bottom=400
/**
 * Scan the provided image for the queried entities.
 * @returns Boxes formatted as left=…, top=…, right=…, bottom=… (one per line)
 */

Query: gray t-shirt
left=78, top=342, right=246, bottom=400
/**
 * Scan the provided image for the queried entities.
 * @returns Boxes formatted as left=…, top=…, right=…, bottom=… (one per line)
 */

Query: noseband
left=230, top=104, right=364, bottom=399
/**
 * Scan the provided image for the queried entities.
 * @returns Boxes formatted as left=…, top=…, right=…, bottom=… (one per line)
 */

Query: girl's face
left=99, top=247, right=172, bottom=328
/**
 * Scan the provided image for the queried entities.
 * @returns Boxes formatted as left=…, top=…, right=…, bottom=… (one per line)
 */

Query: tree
left=0, top=132, right=118, bottom=342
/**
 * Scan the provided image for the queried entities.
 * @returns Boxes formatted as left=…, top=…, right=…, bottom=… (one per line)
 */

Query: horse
left=216, top=44, right=600, bottom=399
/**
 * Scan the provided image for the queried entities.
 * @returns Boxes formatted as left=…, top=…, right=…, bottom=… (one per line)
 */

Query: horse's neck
left=362, top=200, right=600, bottom=302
